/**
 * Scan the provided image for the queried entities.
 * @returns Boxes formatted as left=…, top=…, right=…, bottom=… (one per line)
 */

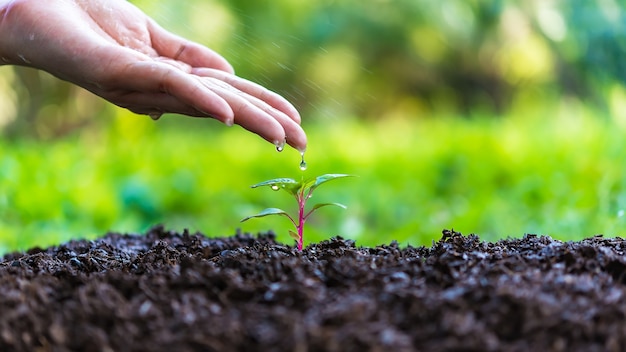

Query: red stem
left=297, top=193, right=305, bottom=251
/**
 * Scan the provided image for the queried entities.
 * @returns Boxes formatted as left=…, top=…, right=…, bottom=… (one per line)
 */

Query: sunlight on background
left=1, top=0, right=625, bottom=254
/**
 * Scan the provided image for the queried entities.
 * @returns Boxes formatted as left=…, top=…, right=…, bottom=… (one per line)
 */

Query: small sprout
left=242, top=174, right=353, bottom=250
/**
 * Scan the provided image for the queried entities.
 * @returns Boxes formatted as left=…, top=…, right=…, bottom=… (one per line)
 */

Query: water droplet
left=275, top=140, right=285, bottom=152
left=270, top=185, right=280, bottom=191
left=299, top=151, right=307, bottom=171
left=149, top=112, right=162, bottom=121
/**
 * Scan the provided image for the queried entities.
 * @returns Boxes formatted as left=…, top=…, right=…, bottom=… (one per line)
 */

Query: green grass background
left=2, top=0, right=625, bottom=255
left=2, top=100, right=626, bottom=256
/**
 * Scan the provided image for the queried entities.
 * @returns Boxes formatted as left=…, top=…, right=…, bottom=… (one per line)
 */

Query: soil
left=1, top=226, right=626, bottom=351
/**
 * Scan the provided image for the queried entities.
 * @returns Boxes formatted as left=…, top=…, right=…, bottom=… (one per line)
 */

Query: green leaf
left=306, top=202, right=347, bottom=217
left=311, top=202, right=347, bottom=211
left=250, top=178, right=300, bottom=196
left=241, top=207, right=295, bottom=225
left=250, top=178, right=297, bottom=188
left=309, top=174, right=354, bottom=193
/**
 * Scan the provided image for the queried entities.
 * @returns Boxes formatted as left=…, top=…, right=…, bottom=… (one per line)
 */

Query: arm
left=0, top=0, right=306, bottom=151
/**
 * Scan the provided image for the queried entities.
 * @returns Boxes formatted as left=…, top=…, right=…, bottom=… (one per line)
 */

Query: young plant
left=241, top=174, right=353, bottom=251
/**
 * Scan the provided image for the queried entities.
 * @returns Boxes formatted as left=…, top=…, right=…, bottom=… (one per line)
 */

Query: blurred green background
left=1, top=0, right=626, bottom=255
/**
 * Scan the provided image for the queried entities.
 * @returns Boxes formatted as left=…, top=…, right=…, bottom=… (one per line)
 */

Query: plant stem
left=297, top=193, right=305, bottom=251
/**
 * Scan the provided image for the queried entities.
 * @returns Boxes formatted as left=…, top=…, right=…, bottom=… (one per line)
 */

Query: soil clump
left=2, top=226, right=626, bottom=351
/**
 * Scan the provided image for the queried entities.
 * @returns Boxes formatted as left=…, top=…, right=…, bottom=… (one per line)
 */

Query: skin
left=0, top=0, right=307, bottom=151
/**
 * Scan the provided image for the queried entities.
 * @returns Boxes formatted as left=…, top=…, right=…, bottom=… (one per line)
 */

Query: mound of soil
left=1, top=226, right=626, bottom=351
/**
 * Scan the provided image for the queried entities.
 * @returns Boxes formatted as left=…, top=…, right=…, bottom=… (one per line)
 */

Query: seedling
left=241, top=174, right=353, bottom=250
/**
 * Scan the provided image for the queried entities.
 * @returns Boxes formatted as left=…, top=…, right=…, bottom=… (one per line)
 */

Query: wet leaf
left=309, top=174, right=354, bottom=193
left=305, top=202, right=347, bottom=219
left=310, top=202, right=347, bottom=212
left=250, top=178, right=300, bottom=196
left=241, top=207, right=295, bottom=225
left=250, top=178, right=297, bottom=188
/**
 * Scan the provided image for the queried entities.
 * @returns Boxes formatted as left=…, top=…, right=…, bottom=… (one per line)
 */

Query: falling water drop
left=270, top=185, right=280, bottom=191
left=299, top=151, right=307, bottom=171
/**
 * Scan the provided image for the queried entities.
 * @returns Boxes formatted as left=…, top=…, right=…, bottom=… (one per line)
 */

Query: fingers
left=103, top=60, right=234, bottom=123
left=98, top=54, right=307, bottom=151
left=147, top=20, right=235, bottom=74
left=192, top=67, right=301, bottom=124
left=104, top=91, right=207, bottom=117
left=198, top=77, right=307, bottom=151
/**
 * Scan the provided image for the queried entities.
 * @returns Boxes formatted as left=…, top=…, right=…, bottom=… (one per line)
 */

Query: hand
left=0, top=0, right=306, bottom=151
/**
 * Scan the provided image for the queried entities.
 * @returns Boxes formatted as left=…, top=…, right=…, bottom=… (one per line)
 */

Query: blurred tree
left=224, top=0, right=625, bottom=118
left=2, top=68, right=110, bottom=140
left=531, top=0, right=626, bottom=110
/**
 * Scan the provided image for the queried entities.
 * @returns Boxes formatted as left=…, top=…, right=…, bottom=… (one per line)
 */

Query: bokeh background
left=1, top=0, right=626, bottom=254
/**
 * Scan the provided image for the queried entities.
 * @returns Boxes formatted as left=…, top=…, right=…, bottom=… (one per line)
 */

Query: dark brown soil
left=1, top=226, right=626, bottom=351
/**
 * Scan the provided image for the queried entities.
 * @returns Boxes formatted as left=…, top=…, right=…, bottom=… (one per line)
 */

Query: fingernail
left=205, top=110, right=233, bottom=126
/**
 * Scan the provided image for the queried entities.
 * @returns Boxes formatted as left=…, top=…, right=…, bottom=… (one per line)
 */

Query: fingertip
left=297, top=142, right=308, bottom=154
left=295, top=145, right=307, bottom=154
left=287, top=130, right=308, bottom=153
left=214, top=110, right=235, bottom=126
left=257, top=122, right=288, bottom=149
left=287, top=106, right=302, bottom=125
left=207, top=56, right=234, bottom=75
left=221, top=61, right=235, bottom=75
left=195, top=96, right=234, bottom=125
left=265, top=91, right=301, bottom=124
